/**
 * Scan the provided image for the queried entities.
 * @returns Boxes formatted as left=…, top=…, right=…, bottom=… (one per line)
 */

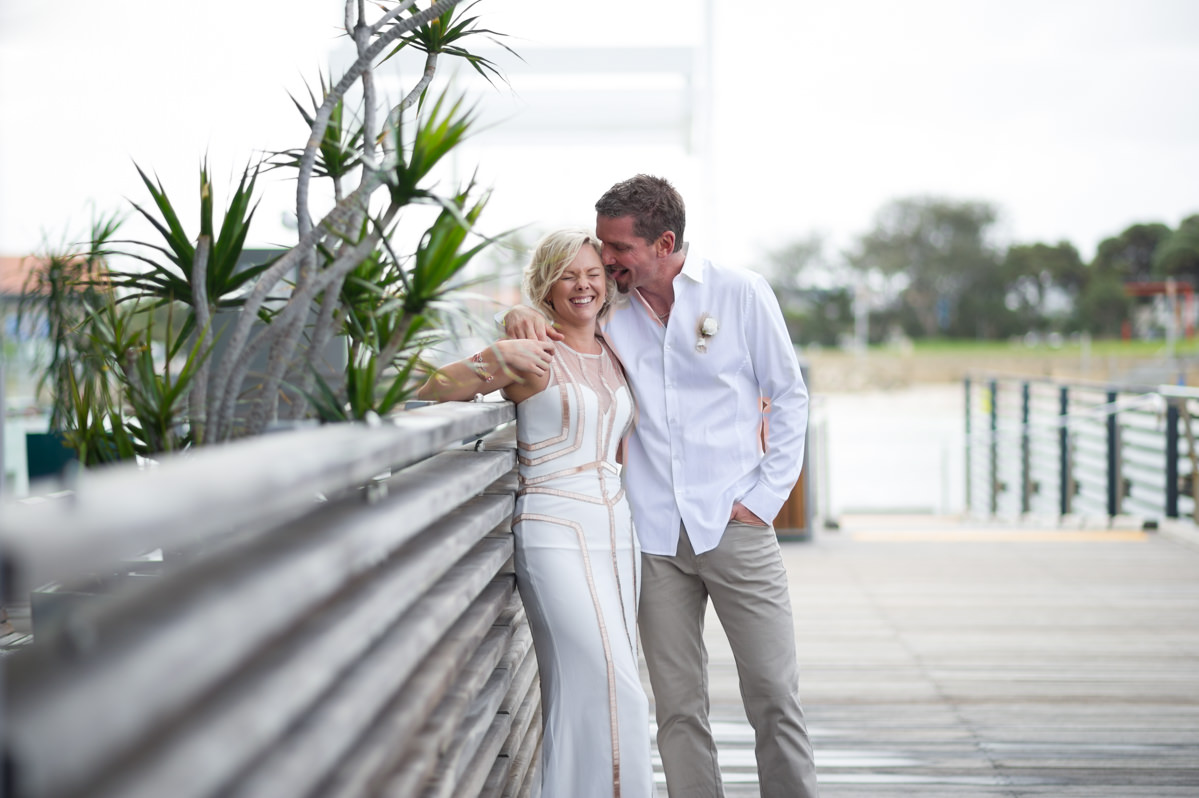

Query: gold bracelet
left=471, top=352, right=493, bottom=382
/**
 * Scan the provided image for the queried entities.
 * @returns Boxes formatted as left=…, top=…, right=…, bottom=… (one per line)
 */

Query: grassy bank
left=803, top=338, right=1199, bottom=392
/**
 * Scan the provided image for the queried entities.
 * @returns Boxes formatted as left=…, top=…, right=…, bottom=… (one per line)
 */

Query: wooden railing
left=0, top=401, right=540, bottom=798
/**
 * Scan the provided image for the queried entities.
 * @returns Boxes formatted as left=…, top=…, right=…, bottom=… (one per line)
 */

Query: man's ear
left=655, top=230, right=676, bottom=256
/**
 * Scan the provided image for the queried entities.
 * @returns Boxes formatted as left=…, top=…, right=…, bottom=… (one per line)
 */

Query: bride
left=418, top=229, right=656, bottom=797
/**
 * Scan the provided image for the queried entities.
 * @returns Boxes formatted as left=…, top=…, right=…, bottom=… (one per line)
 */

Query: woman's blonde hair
left=522, top=229, right=614, bottom=319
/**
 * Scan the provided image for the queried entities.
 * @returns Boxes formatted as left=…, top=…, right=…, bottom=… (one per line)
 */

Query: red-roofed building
left=0, top=256, right=40, bottom=298
left=1, top=254, right=50, bottom=407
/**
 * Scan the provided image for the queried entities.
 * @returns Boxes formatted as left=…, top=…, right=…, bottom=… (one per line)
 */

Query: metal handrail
left=966, top=376, right=1199, bottom=525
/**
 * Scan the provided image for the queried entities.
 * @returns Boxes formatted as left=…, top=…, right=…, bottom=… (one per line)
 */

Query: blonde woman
left=418, top=230, right=655, bottom=797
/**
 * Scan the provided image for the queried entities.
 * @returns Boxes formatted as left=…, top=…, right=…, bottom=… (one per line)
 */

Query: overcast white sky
left=2, top=0, right=1198, bottom=271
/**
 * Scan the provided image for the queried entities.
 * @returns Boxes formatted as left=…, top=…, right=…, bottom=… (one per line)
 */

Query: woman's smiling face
left=548, top=245, right=607, bottom=327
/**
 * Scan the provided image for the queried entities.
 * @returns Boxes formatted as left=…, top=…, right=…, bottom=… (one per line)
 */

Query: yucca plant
left=29, top=0, right=515, bottom=459
left=306, top=176, right=498, bottom=423
left=17, top=212, right=123, bottom=431
left=273, top=74, right=365, bottom=201
left=85, top=297, right=211, bottom=456
left=56, top=360, right=138, bottom=467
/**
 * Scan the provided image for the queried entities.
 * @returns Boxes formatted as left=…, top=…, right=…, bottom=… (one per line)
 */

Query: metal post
left=1106, top=389, right=1119, bottom=518
left=989, top=379, right=999, bottom=516
left=1059, top=386, right=1070, bottom=516
left=964, top=378, right=972, bottom=513
left=1166, top=398, right=1180, bottom=519
left=1021, top=382, right=1031, bottom=515
left=0, top=318, right=6, bottom=502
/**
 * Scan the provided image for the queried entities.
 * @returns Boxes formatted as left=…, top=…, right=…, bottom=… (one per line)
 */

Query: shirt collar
left=678, top=248, right=705, bottom=284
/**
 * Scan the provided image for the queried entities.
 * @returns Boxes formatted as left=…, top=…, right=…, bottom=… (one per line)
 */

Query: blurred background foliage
left=766, top=196, right=1199, bottom=349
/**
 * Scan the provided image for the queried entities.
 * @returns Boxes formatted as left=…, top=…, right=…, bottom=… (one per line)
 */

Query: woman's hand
left=416, top=339, right=554, bottom=402
left=495, top=338, right=555, bottom=379
left=504, top=306, right=565, bottom=342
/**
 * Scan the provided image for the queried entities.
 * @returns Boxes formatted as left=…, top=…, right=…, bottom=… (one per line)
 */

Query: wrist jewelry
left=471, top=352, right=493, bottom=382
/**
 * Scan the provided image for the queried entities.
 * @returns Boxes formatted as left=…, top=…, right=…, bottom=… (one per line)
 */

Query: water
left=813, top=384, right=966, bottom=519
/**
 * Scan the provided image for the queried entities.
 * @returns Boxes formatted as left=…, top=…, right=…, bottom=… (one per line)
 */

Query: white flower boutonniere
left=696, top=313, right=719, bottom=352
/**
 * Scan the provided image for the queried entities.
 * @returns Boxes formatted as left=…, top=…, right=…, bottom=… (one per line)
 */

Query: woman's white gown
left=513, top=341, right=656, bottom=798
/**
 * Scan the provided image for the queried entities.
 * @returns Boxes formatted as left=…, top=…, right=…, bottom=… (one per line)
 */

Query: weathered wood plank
left=422, top=666, right=515, bottom=798
left=100, top=535, right=512, bottom=798
left=481, top=659, right=542, bottom=798
left=8, top=532, right=512, bottom=798
left=0, top=403, right=514, bottom=596
left=6, top=462, right=512, bottom=798
left=1, top=408, right=539, bottom=798
left=514, top=737, right=542, bottom=798
left=444, top=709, right=514, bottom=798
left=501, top=681, right=542, bottom=798
left=375, top=622, right=531, bottom=797
left=477, top=640, right=541, bottom=798
left=500, top=641, right=538, bottom=717
left=429, top=625, right=536, bottom=798
left=226, top=579, right=516, bottom=798
left=311, top=581, right=517, bottom=798
left=479, top=754, right=514, bottom=798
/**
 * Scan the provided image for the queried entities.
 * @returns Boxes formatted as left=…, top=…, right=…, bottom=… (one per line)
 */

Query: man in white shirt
left=506, top=175, right=819, bottom=798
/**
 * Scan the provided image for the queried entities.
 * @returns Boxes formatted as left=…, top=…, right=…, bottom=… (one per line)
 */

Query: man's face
left=596, top=214, right=661, bottom=295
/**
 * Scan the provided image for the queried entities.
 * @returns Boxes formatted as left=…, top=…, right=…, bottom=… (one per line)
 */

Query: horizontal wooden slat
left=449, top=701, right=515, bottom=798
left=380, top=621, right=534, bottom=797
left=491, top=670, right=542, bottom=798
left=313, top=584, right=521, bottom=798
left=425, top=665, right=517, bottom=798
left=2, top=407, right=541, bottom=798
left=513, top=729, right=542, bottom=798
left=84, top=537, right=515, bottom=798
left=7, top=505, right=513, bottom=798
left=446, top=629, right=539, bottom=798
left=225, top=579, right=517, bottom=798
left=0, top=403, right=514, bottom=595
left=5, top=458, right=514, bottom=798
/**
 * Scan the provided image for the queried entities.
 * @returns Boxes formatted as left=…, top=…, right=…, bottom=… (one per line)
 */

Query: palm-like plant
left=32, top=0, right=515, bottom=459
left=17, top=212, right=122, bottom=431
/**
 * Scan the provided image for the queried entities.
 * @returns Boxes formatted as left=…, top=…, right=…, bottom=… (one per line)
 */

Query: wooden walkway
left=7, top=513, right=1199, bottom=796
left=656, top=514, right=1199, bottom=797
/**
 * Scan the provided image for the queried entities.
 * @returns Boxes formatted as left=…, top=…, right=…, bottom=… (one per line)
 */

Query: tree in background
left=1091, top=222, right=1172, bottom=283
left=1076, top=272, right=1133, bottom=338
left=764, top=201, right=1199, bottom=345
left=1076, top=222, right=1172, bottom=337
left=1153, top=214, right=1199, bottom=283
left=847, top=197, right=1004, bottom=339
left=1001, top=242, right=1087, bottom=334
left=763, top=234, right=855, bottom=346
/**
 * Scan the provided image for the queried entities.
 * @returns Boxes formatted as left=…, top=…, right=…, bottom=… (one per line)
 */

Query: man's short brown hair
left=595, top=174, right=685, bottom=252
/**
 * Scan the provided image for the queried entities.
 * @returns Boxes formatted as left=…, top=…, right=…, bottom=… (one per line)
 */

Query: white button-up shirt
left=601, top=252, right=808, bottom=556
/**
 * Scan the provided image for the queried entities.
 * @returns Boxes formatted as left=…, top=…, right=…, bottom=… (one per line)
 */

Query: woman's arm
left=416, top=339, right=555, bottom=402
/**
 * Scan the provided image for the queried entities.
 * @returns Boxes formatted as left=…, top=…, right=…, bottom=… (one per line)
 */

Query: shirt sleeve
left=738, top=273, right=809, bottom=524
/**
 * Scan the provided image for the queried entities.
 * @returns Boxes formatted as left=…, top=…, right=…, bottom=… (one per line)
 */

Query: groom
left=506, top=174, right=819, bottom=798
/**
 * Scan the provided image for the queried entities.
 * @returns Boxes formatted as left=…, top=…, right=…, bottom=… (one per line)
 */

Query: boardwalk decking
left=7, top=513, right=1199, bottom=796
left=653, top=515, right=1199, bottom=797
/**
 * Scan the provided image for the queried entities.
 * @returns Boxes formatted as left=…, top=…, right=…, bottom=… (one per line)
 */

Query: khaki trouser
left=640, top=521, right=819, bottom=798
